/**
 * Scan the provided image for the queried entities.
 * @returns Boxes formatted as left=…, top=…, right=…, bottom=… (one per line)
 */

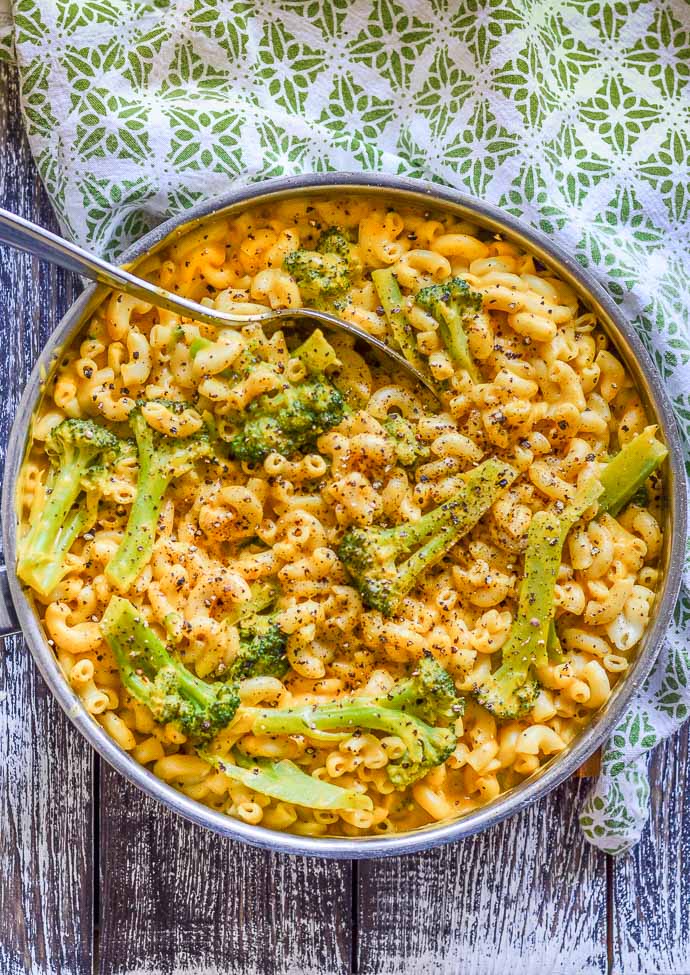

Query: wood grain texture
left=0, top=61, right=93, bottom=975
left=357, top=776, right=608, bottom=975
left=611, top=728, right=690, bottom=975
left=98, top=768, right=353, bottom=975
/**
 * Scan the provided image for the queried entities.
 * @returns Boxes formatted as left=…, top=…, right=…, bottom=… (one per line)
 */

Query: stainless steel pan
left=1, top=173, right=685, bottom=858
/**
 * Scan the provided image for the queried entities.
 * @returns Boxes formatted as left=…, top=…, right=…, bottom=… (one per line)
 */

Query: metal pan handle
left=0, top=564, right=21, bottom=638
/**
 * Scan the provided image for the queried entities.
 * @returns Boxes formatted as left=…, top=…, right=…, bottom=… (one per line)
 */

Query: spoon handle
left=0, top=206, right=252, bottom=325
left=0, top=207, right=439, bottom=397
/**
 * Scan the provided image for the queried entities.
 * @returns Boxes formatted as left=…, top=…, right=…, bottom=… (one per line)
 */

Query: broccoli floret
left=282, top=226, right=353, bottom=301
left=382, top=413, right=430, bottom=467
left=222, top=581, right=288, bottom=681
left=102, top=595, right=239, bottom=744
left=17, top=418, right=119, bottom=597
left=473, top=666, right=541, bottom=720
left=227, top=375, right=347, bottom=463
left=316, top=227, right=352, bottom=260
left=283, top=251, right=350, bottom=300
left=385, top=654, right=463, bottom=725
left=105, top=402, right=212, bottom=592
left=338, top=458, right=517, bottom=616
left=228, top=618, right=288, bottom=681
left=416, top=277, right=483, bottom=381
left=248, top=657, right=461, bottom=788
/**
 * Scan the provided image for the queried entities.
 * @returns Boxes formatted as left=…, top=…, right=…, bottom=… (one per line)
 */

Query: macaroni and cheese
left=17, top=194, right=666, bottom=837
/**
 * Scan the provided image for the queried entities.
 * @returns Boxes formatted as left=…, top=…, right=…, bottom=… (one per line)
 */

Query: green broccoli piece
left=416, top=277, right=483, bottom=381
left=385, top=654, right=463, bottom=725
left=203, top=750, right=373, bottom=811
left=282, top=226, right=353, bottom=301
left=290, top=329, right=341, bottom=375
left=283, top=251, right=350, bottom=300
left=382, top=413, right=430, bottom=467
left=17, top=418, right=119, bottom=597
left=224, top=580, right=280, bottom=625
left=105, top=402, right=212, bottom=592
left=598, top=426, right=667, bottom=516
left=229, top=617, right=288, bottom=681
left=338, top=457, right=518, bottom=616
left=474, top=478, right=603, bottom=719
left=547, top=619, right=565, bottom=664
left=371, top=269, right=434, bottom=383
left=247, top=657, right=461, bottom=788
left=102, top=595, right=239, bottom=745
left=316, top=227, right=353, bottom=261
left=217, top=582, right=288, bottom=681
left=474, top=432, right=668, bottom=721
left=227, top=375, right=347, bottom=463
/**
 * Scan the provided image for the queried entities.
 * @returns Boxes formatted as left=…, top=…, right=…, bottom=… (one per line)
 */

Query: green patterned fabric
left=1, top=0, right=689, bottom=854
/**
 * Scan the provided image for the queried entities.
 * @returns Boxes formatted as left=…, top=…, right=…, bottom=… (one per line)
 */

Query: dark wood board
left=356, top=776, right=609, bottom=975
left=611, top=728, right=690, bottom=975
left=98, top=768, right=353, bottom=974
left=0, top=60, right=94, bottom=975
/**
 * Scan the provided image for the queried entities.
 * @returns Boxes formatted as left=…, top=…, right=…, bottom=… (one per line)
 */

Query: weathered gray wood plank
left=98, top=768, right=353, bottom=975
left=357, top=776, right=608, bottom=975
left=611, top=727, right=690, bottom=975
left=0, top=61, right=94, bottom=975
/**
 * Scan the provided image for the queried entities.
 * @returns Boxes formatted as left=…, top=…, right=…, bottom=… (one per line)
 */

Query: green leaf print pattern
left=0, top=0, right=689, bottom=854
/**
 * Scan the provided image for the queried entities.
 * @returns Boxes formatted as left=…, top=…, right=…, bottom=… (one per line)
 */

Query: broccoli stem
left=371, top=269, right=432, bottom=379
left=389, top=457, right=517, bottom=554
left=475, top=478, right=603, bottom=717
left=247, top=689, right=456, bottom=788
left=440, top=317, right=477, bottom=381
left=599, top=426, right=667, bottom=516
left=25, top=491, right=97, bottom=596
left=388, top=458, right=518, bottom=608
left=518, top=479, right=604, bottom=670
left=105, top=409, right=211, bottom=592
left=224, top=581, right=279, bottom=626
left=103, top=595, right=216, bottom=709
left=104, top=423, right=168, bottom=592
left=102, top=595, right=240, bottom=742
left=508, top=509, right=562, bottom=672
left=547, top=619, right=564, bottom=664
left=203, top=751, right=373, bottom=811
left=253, top=699, right=424, bottom=740
left=101, top=594, right=166, bottom=689
left=29, top=467, right=83, bottom=559
left=18, top=418, right=118, bottom=597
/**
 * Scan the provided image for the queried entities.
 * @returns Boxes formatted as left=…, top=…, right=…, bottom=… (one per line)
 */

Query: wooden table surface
left=1, top=60, right=689, bottom=975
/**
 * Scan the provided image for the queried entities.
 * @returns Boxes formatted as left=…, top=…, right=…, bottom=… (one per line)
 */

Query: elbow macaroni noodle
left=19, top=195, right=665, bottom=837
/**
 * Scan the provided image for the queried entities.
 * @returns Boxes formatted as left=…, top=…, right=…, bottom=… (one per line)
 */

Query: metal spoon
left=0, top=206, right=437, bottom=396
